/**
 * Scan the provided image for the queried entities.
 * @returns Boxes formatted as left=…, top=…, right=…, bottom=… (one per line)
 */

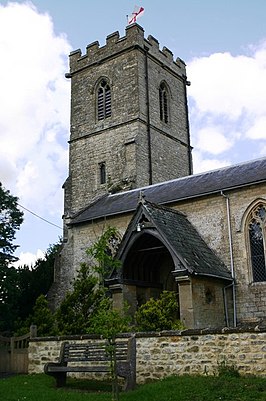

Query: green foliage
left=56, top=227, right=125, bottom=401
left=0, top=265, right=21, bottom=334
left=56, top=262, right=101, bottom=335
left=16, top=242, right=61, bottom=323
left=88, top=298, right=131, bottom=340
left=0, top=240, right=61, bottom=335
left=0, top=182, right=23, bottom=266
left=216, top=358, right=240, bottom=378
left=86, top=226, right=121, bottom=282
left=17, top=294, right=57, bottom=337
left=135, top=291, right=184, bottom=332
left=56, top=227, right=122, bottom=336
left=0, top=182, right=23, bottom=333
left=87, top=298, right=131, bottom=401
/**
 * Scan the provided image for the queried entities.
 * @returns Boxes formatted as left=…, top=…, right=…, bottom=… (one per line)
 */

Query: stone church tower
left=51, top=23, right=194, bottom=307
left=63, top=23, right=192, bottom=219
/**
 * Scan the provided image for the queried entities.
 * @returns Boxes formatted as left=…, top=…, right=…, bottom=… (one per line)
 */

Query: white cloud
left=0, top=2, right=71, bottom=218
left=188, top=49, right=266, bottom=119
left=187, top=40, right=266, bottom=170
left=192, top=150, right=231, bottom=174
left=196, top=126, right=233, bottom=155
left=246, top=116, right=266, bottom=139
left=13, top=249, right=45, bottom=269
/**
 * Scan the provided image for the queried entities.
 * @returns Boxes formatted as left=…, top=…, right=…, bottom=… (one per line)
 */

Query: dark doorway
left=122, top=233, right=176, bottom=306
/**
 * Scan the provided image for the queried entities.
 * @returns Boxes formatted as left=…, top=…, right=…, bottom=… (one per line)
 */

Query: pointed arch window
left=159, top=83, right=169, bottom=124
left=99, top=162, right=106, bottom=185
left=97, top=79, right=111, bottom=120
left=248, top=203, right=266, bottom=282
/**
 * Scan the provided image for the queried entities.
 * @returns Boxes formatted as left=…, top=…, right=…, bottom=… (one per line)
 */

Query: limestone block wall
left=172, top=184, right=266, bottom=325
left=135, top=329, right=266, bottom=382
left=28, top=328, right=266, bottom=382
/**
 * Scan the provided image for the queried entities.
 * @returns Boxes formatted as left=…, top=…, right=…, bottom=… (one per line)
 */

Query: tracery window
left=248, top=203, right=266, bottom=282
left=159, top=83, right=169, bottom=123
left=97, top=79, right=111, bottom=120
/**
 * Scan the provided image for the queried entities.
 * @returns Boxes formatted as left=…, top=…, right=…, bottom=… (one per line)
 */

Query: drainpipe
left=221, top=191, right=237, bottom=327
left=144, top=46, right=152, bottom=185
left=182, top=75, right=193, bottom=175
left=223, top=282, right=234, bottom=327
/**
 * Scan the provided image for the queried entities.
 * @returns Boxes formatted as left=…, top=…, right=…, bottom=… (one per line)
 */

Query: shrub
left=216, top=358, right=240, bottom=378
left=135, top=290, right=184, bottom=332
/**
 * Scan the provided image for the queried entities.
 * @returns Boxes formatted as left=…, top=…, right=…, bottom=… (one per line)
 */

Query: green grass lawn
left=0, top=373, right=265, bottom=401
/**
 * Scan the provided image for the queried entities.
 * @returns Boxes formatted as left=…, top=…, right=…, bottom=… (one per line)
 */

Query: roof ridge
left=144, top=199, right=186, bottom=217
left=108, top=156, right=266, bottom=200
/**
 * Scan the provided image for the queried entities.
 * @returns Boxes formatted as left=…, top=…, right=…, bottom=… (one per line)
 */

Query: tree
left=88, top=298, right=130, bottom=401
left=17, top=294, right=57, bottom=337
left=56, top=262, right=100, bottom=334
left=0, top=182, right=23, bottom=266
left=55, top=227, right=130, bottom=400
left=0, top=265, right=20, bottom=334
left=84, top=227, right=129, bottom=401
left=0, top=182, right=23, bottom=334
left=56, top=226, right=122, bottom=335
left=16, top=242, right=61, bottom=323
left=86, top=226, right=121, bottom=284
left=0, top=240, right=61, bottom=335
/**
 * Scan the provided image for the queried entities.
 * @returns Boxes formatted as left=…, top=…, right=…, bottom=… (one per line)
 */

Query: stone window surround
left=244, top=199, right=266, bottom=284
left=97, top=78, right=111, bottom=121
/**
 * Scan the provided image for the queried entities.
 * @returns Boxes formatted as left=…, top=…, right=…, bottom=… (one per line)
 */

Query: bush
left=16, top=294, right=57, bottom=336
left=216, top=358, right=240, bottom=378
left=135, top=291, right=184, bottom=332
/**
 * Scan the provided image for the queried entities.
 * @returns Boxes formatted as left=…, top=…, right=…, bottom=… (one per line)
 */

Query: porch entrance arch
left=121, top=232, right=177, bottom=308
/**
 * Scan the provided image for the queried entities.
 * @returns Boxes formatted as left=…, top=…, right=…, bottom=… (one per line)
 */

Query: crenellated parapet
left=67, top=23, right=186, bottom=77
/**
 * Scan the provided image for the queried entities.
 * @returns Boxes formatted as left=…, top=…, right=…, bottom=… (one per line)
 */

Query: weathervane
left=127, top=5, right=144, bottom=25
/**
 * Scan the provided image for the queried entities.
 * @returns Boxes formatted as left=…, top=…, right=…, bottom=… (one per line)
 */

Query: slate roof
left=71, top=157, right=266, bottom=225
left=109, top=200, right=232, bottom=282
left=142, top=201, right=232, bottom=280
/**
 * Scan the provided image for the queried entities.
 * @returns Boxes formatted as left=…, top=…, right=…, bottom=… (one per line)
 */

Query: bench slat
left=46, top=365, right=110, bottom=373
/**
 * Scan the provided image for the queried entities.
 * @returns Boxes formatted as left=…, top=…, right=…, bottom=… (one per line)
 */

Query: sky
left=1, top=0, right=266, bottom=266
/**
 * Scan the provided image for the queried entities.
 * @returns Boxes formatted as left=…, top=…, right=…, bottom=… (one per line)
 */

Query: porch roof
left=115, top=200, right=232, bottom=281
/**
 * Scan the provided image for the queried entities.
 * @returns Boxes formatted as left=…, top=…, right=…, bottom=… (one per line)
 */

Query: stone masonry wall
left=54, top=182, right=266, bottom=323
left=170, top=183, right=266, bottom=325
left=28, top=328, right=266, bottom=383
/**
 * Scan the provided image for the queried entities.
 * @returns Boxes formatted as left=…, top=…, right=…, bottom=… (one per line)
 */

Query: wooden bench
left=44, top=337, right=136, bottom=390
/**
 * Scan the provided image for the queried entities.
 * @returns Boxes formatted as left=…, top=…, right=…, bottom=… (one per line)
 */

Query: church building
left=50, top=23, right=266, bottom=329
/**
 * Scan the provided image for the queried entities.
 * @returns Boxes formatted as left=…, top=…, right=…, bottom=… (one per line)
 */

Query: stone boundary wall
left=28, top=328, right=266, bottom=383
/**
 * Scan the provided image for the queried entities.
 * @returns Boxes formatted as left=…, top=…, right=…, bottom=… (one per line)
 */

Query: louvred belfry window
left=159, top=83, right=169, bottom=124
left=248, top=203, right=266, bottom=282
left=98, top=79, right=111, bottom=120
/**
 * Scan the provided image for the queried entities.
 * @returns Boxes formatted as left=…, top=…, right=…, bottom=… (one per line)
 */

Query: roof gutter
left=193, top=271, right=232, bottom=281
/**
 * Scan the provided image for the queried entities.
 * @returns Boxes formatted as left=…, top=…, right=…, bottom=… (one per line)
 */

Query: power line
left=17, top=203, right=63, bottom=230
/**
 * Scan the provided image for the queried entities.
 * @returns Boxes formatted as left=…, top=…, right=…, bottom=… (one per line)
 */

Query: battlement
left=67, top=23, right=186, bottom=77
